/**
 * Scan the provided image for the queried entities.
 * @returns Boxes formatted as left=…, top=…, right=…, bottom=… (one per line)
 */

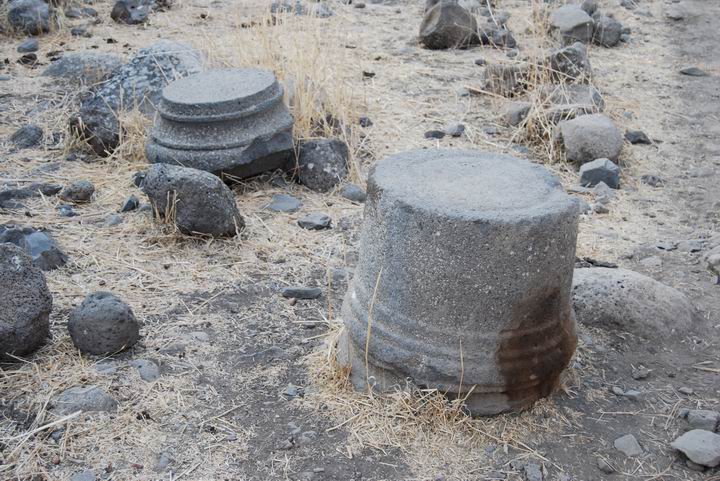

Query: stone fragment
left=539, top=84, right=604, bottom=123
left=72, top=41, right=203, bottom=156
left=264, top=194, right=302, bottom=213
left=580, top=0, right=598, bottom=16
left=120, top=195, right=140, bottom=212
left=596, top=458, right=615, bottom=474
left=424, top=129, right=445, bottom=139
left=146, top=69, right=293, bottom=179
left=59, top=180, right=95, bottom=203
left=0, top=183, right=61, bottom=209
left=571, top=267, right=700, bottom=339
left=614, top=434, right=642, bottom=457
left=0, top=244, right=52, bottom=361
left=338, top=149, right=581, bottom=415
left=549, top=5, right=594, bottom=44
left=142, top=164, right=244, bottom=237
left=419, top=1, right=479, bottom=50
left=281, top=287, right=322, bottom=299
left=111, top=0, right=153, bottom=24
left=130, top=359, right=160, bottom=382
left=10, top=124, right=43, bottom=149
left=8, top=0, right=53, bottom=35
left=546, top=42, right=592, bottom=83
left=579, top=158, right=620, bottom=189
left=70, top=470, right=96, bottom=481
left=625, top=130, right=651, bottom=145
left=524, top=463, right=543, bottom=481
left=679, top=387, right=694, bottom=395
left=593, top=15, right=623, bottom=47
left=17, top=38, right=39, bottom=53
left=671, top=430, right=720, bottom=468
left=557, top=114, right=622, bottom=164
left=68, top=292, right=140, bottom=356
left=340, top=184, right=367, bottom=203
left=297, top=139, right=349, bottom=192
left=682, top=410, right=720, bottom=432
left=443, top=123, right=465, bottom=137
left=43, top=53, right=123, bottom=86
left=640, top=174, right=664, bottom=187
left=680, top=67, right=709, bottom=77
left=0, top=225, right=67, bottom=271
left=53, top=386, right=117, bottom=415
left=298, top=213, right=332, bottom=230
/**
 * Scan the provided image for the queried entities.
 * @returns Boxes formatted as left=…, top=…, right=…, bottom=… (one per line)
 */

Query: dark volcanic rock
left=111, top=0, right=153, bottom=25
left=0, top=225, right=67, bottom=271
left=8, top=0, right=53, bottom=35
left=0, top=244, right=52, bottom=361
left=419, top=0, right=479, bottom=50
left=297, top=139, right=349, bottom=192
left=142, top=163, right=244, bottom=237
left=43, top=52, right=123, bottom=85
left=68, top=292, right=140, bottom=356
left=59, top=180, right=95, bottom=203
left=9, top=124, right=43, bottom=149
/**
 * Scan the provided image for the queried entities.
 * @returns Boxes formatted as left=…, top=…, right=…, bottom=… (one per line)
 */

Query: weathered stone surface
left=298, top=212, right=332, bottom=230
left=579, top=158, right=620, bottom=189
left=68, top=292, right=140, bottom=356
left=264, top=193, right=302, bottom=213
left=419, top=1, right=479, bottom=50
left=682, top=410, right=720, bottom=432
left=0, top=244, right=52, bottom=361
left=146, top=69, right=294, bottom=179
left=71, top=40, right=203, bottom=156
left=572, top=267, right=700, bottom=339
left=130, top=359, right=160, bottom=382
left=8, top=0, right=53, bottom=35
left=10, top=124, right=43, bottom=149
left=142, top=163, right=244, bottom=237
left=549, top=5, right=594, bottom=44
left=558, top=114, right=622, bottom=164
left=593, top=15, right=623, bottom=47
left=546, top=42, right=592, bottom=83
left=340, top=184, right=367, bottom=203
left=17, top=38, right=39, bottom=53
left=0, top=225, right=67, bottom=271
left=671, top=430, right=720, bottom=467
left=111, top=0, right=153, bottom=24
left=338, top=149, right=581, bottom=416
left=281, top=287, right=322, bottom=299
left=43, top=53, right=123, bottom=86
left=53, top=385, right=117, bottom=415
left=297, top=139, right=349, bottom=192
left=59, top=180, right=95, bottom=203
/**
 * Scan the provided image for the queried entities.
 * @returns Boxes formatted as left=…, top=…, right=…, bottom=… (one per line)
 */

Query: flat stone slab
left=338, top=149, right=581, bottom=415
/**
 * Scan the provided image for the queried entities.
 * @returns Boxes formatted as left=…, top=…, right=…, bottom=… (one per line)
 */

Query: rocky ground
left=1, top=0, right=719, bottom=480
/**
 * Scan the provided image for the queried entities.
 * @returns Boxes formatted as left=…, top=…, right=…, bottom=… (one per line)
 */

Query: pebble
left=17, top=38, right=39, bottom=53
left=53, top=386, right=117, bottom=415
left=625, top=130, right=652, bottom=145
left=70, top=471, right=96, bottom=481
left=340, top=184, right=367, bottom=203
left=443, top=123, right=465, bottom=137
left=678, top=387, right=694, bottom=395
left=281, top=287, right=322, bottom=299
left=424, top=129, right=445, bottom=140
left=680, top=67, right=709, bottom=77
left=265, top=194, right=302, bottom=213
left=59, top=180, right=95, bottom=203
left=105, top=214, right=123, bottom=226
left=298, top=213, right=332, bottom=230
left=596, top=458, right=615, bottom=474
left=671, top=429, right=720, bottom=468
left=631, top=366, right=650, bottom=380
left=524, top=462, right=543, bottom=481
left=120, top=195, right=140, bottom=212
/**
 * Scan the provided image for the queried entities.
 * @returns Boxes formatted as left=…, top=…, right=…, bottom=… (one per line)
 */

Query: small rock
left=130, top=359, right=160, bottom=382
left=265, top=194, right=302, bottom=213
left=524, top=463, right=543, bottom=481
left=68, top=291, right=140, bottom=356
left=614, top=434, right=642, bottom=457
left=549, top=4, right=594, bottom=44
left=57, top=204, right=77, bottom=217
left=579, top=158, right=620, bottom=189
left=111, top=0, right=153, bottom=24
left=683, top=410, right=720, bottom=432
left=154, top=452, right=172, bottom=473
left=53, top=386, right=117, bottom=415
left=9, top=124, right=43, bottom=149
left=625, top=130, right=652, bottom=145
left=59, top=180, right=95, bottom=203
left=70, top=26, right=91, bottom=37
left=0, top=225, right=67, bottom=271
left=640, top=174, right=664, bottom=187
left=671, top=429, right=720, bottom=467
left=504, top=102, right=532, bottom=127
left=678, top=387, right=694, bottom=395
left=474, top=58, right=486, bottom=66
left=297, top=139, right=349, bottom=192
left=17, top=38, right=39, bottom=53
left=43, top=53, right=124, bottom=86
left=120, top=195, right=140, bottom=212
left=104, top=214, right=123, bottom=227
left=596, top=458, right=615, bottom=474
left=443, top=123, right=465, bottom=137
left=632, top=366, right=650, bottom=380
left=680, top=67, right=709, bottom=77
left=281, top=287, right=322, bottom=299
left=142, top=164, right=244, bottom=237
left=8, top=0, right=53, bottom=35
left=424, top=129, right=445, bottom=139
left=298, top=213, right=332, bottom=230
left=611, top=386, right=625, bottom=396
left=558, top=114, right=623, bottom=164
left=358, top=116, right=373, bottom=127
left=546, top=42, right=592, bottom=82
left=284, top=383, right=301, bottom=398
left=677, top=239, right=703, bottom=253
left=592, top=15, right=623, bottom=47
left=623, top=389, right=643, bottom=402
left=340, top=184, right=367, bottom=203
left=419, top=1, right=479, bottom=50
left=70, top=470, right=96, bottom=481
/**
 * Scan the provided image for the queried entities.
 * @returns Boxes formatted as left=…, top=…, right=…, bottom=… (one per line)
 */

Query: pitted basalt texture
left=145, top=68, right=294, bottom=180
left=337, top=149, right=580, bottom=415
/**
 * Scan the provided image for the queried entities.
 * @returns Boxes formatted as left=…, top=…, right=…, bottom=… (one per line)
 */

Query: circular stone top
left=158, top=68, right=282, bottom=121
left=370, top=149, right=579, bottom=221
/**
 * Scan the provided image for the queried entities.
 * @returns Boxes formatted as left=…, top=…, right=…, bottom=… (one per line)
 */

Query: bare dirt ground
left=1, top=0, right=719, bottom=480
